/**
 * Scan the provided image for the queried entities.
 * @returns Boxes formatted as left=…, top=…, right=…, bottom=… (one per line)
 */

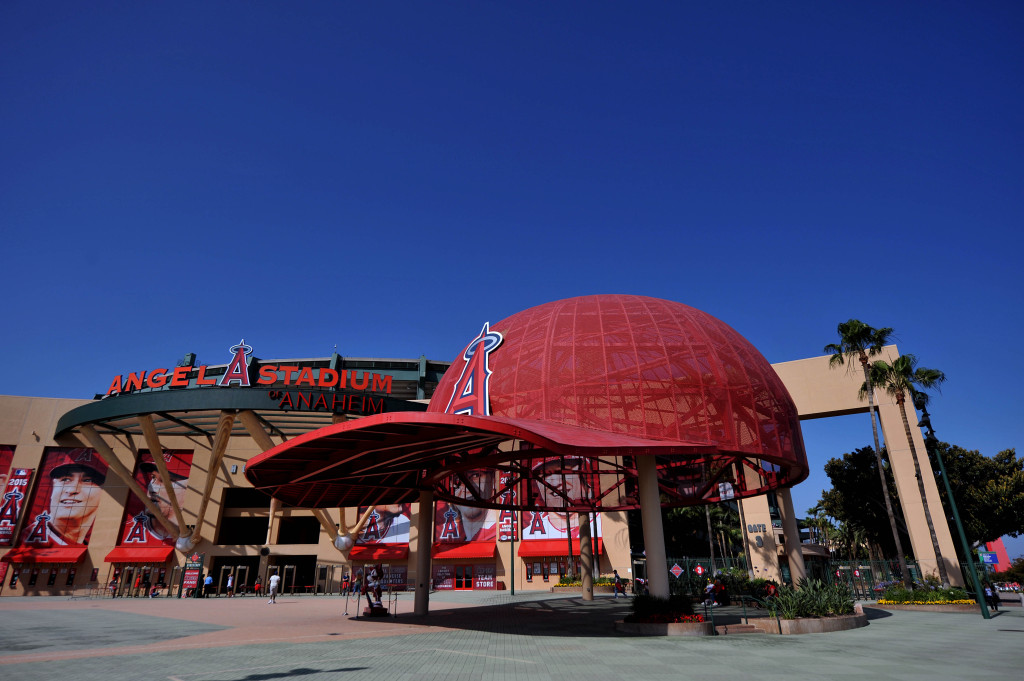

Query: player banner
left=520, top=457, right=602, bottom=542
left=17, top=448, right=108, bottom=549
left=118, top=450, right=193, bottom=547
left=0, top=466, right=34, bottom=547
left=435, top=469, right=497, bottom=543
left=356, top=504, right=411, bottom=544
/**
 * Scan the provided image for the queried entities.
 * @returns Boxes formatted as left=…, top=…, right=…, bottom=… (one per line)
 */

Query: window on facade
left=222, top=487, right=273, bottom=509
left=217, top=517, right=270, bottom=545
left=277, top=516, right=321, bottom=544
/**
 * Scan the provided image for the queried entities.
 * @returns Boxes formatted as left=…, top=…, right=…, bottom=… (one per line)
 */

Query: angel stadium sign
left=105, top=340, right=393, bottom=396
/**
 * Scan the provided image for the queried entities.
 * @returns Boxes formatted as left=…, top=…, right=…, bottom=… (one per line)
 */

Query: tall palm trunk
left=860, top=354, right=913, bottom=589
left=896, top=396, right=949, bottom=586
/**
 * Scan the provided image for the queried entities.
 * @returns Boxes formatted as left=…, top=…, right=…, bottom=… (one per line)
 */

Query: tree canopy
left=930, top=443, right=1024, bottom=547
left=814, top=442, right=1023, bottom=560
left=816, top=446, right=909, bottom=557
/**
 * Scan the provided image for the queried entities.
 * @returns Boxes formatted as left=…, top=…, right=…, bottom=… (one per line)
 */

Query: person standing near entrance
left=268, top=570, right=280, bottom=604
left=226, top=572, right=234, bottom=597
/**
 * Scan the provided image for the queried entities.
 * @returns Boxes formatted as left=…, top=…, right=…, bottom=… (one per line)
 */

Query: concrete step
left=715, top=624, right=763, bottom=635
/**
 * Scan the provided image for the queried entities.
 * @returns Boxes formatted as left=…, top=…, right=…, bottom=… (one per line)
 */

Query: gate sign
left=979, top=552, right=997, bottom=565
left=670, top=563, right=684, bottom=578
left=694, top=565, right=705, bottom=576
left=181, top=552, right=206, bottom=591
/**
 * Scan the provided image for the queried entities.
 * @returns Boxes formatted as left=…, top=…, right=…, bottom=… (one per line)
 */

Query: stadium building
left=0, top=296, right=960, bottom=600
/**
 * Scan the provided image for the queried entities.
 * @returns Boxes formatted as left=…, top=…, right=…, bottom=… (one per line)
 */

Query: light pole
left=915, top=402, right=990, bottom=620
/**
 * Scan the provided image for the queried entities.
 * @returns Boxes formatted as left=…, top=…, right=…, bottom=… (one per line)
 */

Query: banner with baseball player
left=434, top=469, right=498, bottom=543
left=356, top=504, right=412, bottom=544
left=16, top=448, right=109, bottom=548
left=520, top=457, right=602, bottom=542
left=118, top=450, right=193, bottom=547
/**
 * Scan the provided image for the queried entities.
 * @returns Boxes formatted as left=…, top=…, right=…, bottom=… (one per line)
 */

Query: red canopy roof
left=349, top=544, right=409, bottom=561
left=432, top=542, right=496, bottom=559
left=517, top=538, right=604, bottom=557
left=1, top=547, right=87, bottom=564
left=104, top=546, right=174, bottom=563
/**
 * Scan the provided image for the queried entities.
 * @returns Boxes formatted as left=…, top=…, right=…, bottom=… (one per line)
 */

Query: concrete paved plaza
left=0, top=590, right=1020, bottom=681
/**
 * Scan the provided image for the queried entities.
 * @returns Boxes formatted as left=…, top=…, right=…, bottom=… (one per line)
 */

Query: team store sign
left=104, top=340, right=394, bottom=396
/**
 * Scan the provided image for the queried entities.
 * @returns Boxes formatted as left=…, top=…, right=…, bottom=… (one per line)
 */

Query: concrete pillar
left=636, top=455, right=669, bottom=598
left=877, top=400, right=962, bottom=585
left=776, top=487, right=806, bottom=585
left=739, top=495, right=783, bottom=583
left=579, top=511, right=594, bottom=601
left=414, top=490, right=434, bottom=615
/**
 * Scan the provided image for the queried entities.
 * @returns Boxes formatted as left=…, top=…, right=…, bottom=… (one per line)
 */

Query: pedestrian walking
left=268, top=570, right=280, bottom=604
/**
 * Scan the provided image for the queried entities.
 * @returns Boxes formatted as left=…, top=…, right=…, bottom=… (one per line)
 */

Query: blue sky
left=2, top=2, right=1021, bottom=559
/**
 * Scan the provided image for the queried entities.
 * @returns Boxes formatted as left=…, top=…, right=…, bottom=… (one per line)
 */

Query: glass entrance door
left=454, top=565, right=474, bottom=590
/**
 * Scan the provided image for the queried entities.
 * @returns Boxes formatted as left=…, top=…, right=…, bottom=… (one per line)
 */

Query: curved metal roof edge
left=54, top=387, right=428, bottom=437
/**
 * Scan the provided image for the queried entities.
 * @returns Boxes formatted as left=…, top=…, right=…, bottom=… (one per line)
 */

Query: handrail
left=700, top=599, right=716, bottom=633
left=738, top=594, right=782, bottom=634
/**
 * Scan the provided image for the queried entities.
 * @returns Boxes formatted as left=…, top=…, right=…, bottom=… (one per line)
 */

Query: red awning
left=104, top=546, right=174, bottom=563
left=349, top=544, right=409, bottom=561
left=432, top=542, right=496, bottom=559
left=0, top=546, right=87, bottom=564
left=517, top=538, right=604, bottom=557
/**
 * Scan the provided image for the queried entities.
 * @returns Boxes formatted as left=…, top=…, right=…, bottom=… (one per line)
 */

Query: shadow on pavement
left=345, top=595, right=783, bottom=638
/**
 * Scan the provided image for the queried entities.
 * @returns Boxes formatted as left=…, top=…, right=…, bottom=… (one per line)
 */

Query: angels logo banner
left=520, top=508, right=601, bottom=540
left=497, top=472, right=518, bottom=542
left=17, top=448, right=109, bottom=549
left=435, top=469, right=498, bottom=543
left=0, top=445, right=32, bottom=547
left=356, top=504, right=411, bottom=544
left=119, top=450, right=193, bottom=547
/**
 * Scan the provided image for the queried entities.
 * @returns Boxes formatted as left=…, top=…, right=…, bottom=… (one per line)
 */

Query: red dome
left=246, top=294, right=807, bottom=511
left=430, top=294, right=804, bottom=463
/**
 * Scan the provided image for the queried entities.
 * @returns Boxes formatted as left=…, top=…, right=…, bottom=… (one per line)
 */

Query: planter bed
left=873, top=603, right=980, bottom=613
left=747, top=613, right=868, bottom=635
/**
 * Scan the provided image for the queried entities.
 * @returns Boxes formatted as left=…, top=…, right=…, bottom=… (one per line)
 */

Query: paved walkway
left=0, top=591, right=1020, bottom=680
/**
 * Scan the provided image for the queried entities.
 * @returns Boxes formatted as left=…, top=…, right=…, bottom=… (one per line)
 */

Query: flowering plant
left=878, top=585, right=972, bottom=604
left=624, top=594, right=699, bottom=624
left=628, top=613, right=705, bottom=623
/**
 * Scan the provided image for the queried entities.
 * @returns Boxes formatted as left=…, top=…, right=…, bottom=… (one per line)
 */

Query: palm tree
left=805, top=503, right=836, bottom=550
left=825, top=320, right=913, bottom=587
left=864, top=354, right=949, bottom=586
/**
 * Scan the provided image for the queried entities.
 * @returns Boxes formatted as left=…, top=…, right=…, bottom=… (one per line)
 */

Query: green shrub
left=879, top=585, right=973, bottom=604
left=765, top=579, right=854, bottom=619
